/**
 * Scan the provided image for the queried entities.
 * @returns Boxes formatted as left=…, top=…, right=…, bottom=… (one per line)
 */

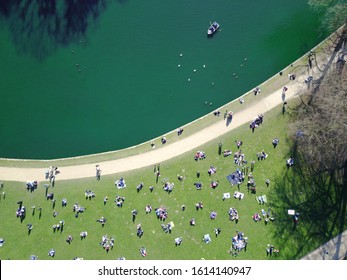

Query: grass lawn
left=0, top=102, right=319, bottom=260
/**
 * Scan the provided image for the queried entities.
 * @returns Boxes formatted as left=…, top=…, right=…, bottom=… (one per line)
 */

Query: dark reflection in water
left=0, top=0, right=125, bottom=60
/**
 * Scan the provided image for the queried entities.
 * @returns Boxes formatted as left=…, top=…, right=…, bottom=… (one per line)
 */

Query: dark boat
left=207, top=21, right=220, bottom=36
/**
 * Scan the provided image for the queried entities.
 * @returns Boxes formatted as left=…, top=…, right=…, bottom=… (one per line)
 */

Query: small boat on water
left=207, top=21, right=220, bottom=36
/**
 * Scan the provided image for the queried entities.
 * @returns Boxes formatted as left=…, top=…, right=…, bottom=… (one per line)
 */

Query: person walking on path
left=96, top=165, right=102, bottom=181
left=282, top=86, right=288, bottom=102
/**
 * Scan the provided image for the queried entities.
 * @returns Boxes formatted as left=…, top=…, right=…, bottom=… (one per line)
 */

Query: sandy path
left=301, top=230, right=347, bottom=260
left=0, top=80, right=305, bottom=182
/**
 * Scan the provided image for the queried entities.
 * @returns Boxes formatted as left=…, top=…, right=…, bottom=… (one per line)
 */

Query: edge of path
left=0, top=30, right=339, bottom=182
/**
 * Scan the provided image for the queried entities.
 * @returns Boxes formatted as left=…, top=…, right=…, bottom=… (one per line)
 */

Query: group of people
left=194, top=150, right=206, bottom=161
left=52, top=221, right=64, bottom=232
left=161, top=222, right=173, bottom=233
left=253, top=87, right=261, bottom=95
left=234, top=150, right=247, bottom=165
left=207, top=166, right=217, bottom=176
left=249, top=114, right=264, bottom=133
left=85, top=190, right=95, bottom=199
left=163, top=181, right=174, bottom=193
left=100, top=235, right=114, bottom=252
left=247, top=173, right=257, bottom=194
left=17, top=123, right=291, bottom=260
left=73, top=203, right=86, bottom=218
left=256, top=150, right=268, bottom=161
left=228, top=207, right=239, bottom=222
left=266, top=244, right=280, bottom=257
left=114, top=196, right=125, bottom=207
left=155, top=207, right=168, bottom=221
left=231, top=231, right=248, bottom=253
left=16, top=202, right=26, bottom=220
left=44, top=166, right=60, bottom=187
left=26, top=180, right=38, bottom=192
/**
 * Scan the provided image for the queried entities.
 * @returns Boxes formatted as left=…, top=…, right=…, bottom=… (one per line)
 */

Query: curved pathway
left=0, top=80, right=305, bottom=182
left=301, top=230, right=347, bottom=260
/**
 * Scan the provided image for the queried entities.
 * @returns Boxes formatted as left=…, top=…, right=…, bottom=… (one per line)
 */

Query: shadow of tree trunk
left=312, top=27, right=347, bottom=95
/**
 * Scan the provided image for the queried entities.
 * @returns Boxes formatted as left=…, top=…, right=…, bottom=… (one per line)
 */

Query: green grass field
left=0, top=103, right=317, bottom=260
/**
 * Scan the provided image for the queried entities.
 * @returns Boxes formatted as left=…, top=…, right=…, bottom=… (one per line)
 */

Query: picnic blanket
left=256, top=195, right=267, bottom=204
left=226, top=169, right=243, bottom=185
left=203, top=234, right=211, bottom=244
left=223, top=193, right=231, bottom=200
left=115, top=178, right=126, bottom=189
left=234, top=191, right=244, bottom=200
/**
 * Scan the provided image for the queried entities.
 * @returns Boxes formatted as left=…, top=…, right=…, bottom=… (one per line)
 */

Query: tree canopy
left=308, top=0, right=347, bottom=32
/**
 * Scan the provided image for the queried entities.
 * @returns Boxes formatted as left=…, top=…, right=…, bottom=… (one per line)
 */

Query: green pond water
left=0, top=0, right=325, bottom=159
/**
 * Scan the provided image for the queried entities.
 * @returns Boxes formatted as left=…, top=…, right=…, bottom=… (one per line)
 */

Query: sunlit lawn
left=0, top=103, right=306, bottom=260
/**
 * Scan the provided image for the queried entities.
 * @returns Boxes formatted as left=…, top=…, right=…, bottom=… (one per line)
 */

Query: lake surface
left=0, top=0, right=325, bottom=159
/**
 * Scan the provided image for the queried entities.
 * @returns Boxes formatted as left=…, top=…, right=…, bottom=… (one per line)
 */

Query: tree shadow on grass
left=0, top=0, right=116, bottom=61
left=268, top=141, right=347, bottom=259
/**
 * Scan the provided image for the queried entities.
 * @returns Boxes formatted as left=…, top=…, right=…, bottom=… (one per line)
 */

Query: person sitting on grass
left=194, top=182, right=202, bottom=190
left=140, top=247, right=147, bottom=257
left=223, top=150, right=232, bottom=157
left=210, top=180, right=219, bottom=189
left=48, top=249, right=55, bottom=257
left=252, top=213, right=261, bottom=222
left=272, top=138, right=279, bottom=148
left=97, top=217, right=107, bottom=227
left=62, top=198, right=67, bottom=207
left=195, top=202, right=203, bottom=210
left=286, top=158, right=294, bottom=168
left=80, top=231, right=88, bottom=239
left=208, top=166, right=217, bottom=176
left=214, top=228, right=221, bottom=237
left=175, top=237, right=183, bottom=246
left=66, top=235, right=73, bottom=244
left=145, top=205, right=152, bottom=214
left=228, top=208, right=239, bottom=221
left=210, top=211, right=217, bottom=219
left=137, top=224, right=144, bottom=238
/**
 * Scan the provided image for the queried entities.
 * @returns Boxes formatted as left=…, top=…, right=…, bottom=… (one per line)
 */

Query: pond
left=0, top=0, right=325, bottom=159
